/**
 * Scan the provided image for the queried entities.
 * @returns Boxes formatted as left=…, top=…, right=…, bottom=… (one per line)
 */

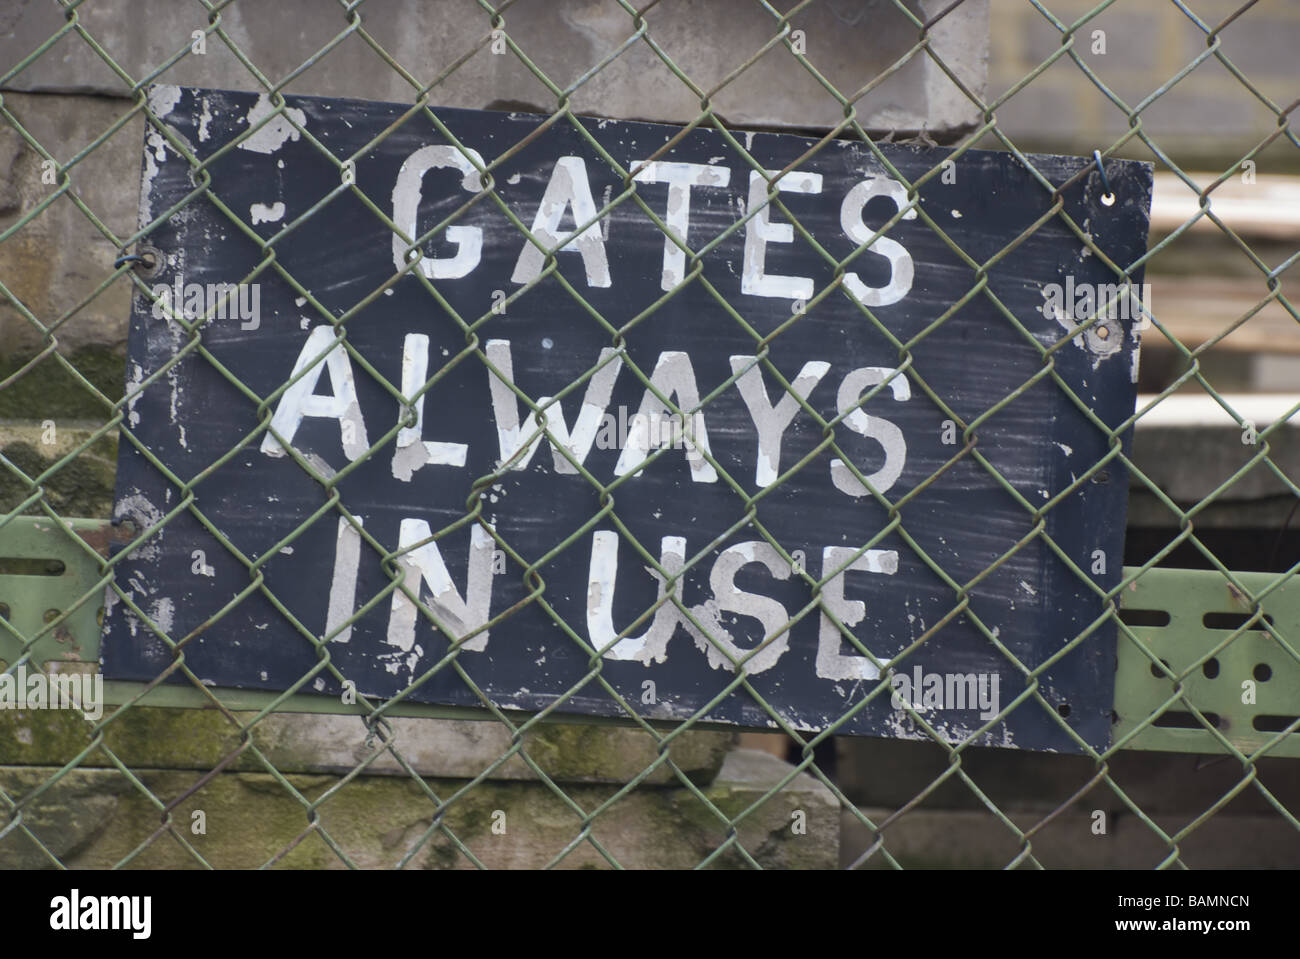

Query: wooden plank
left=1140, top=276, right=1300, bottom=353
left=1151, top=172, right=1300, bottom=240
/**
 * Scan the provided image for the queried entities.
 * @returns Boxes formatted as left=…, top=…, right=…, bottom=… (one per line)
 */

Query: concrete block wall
left=987, top=0, right=1300, bottom=171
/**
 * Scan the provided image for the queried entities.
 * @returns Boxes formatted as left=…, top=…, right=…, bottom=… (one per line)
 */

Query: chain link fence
left=0, top=0, right=1297, bottom=869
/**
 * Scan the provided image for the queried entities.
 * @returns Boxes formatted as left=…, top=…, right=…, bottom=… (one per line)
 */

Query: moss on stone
left=0, top=706, right=241, bottom=770
left=526, top=723, right=633, bottom=781
left=0, top=761, right=839, bottom=869
left=0, top=439, right=116, bottom=514
left=524, top=722, right=731, bottom=786
left=0, top=347, right=125, bottom=420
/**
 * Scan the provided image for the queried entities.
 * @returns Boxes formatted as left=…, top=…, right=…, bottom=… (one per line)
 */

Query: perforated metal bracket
left=1114, top=566, right=1300, bottom=758
left=0, top=516, right=123, bottom=672
left=3, top=516, right=1298, bottom=754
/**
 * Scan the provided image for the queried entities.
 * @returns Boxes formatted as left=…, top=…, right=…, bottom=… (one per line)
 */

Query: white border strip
left=1135, top=393, right=1300, bottom=429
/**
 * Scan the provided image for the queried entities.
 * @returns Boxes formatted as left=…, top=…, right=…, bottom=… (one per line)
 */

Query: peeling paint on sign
left=104, top=87, right=1153, bottom=753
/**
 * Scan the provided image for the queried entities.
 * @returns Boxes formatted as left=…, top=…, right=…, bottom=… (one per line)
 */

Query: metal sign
left=104, top=86, right=1153, bottom=753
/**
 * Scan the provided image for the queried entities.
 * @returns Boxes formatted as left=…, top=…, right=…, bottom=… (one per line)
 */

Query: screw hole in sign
left=1091, top=150, right=1115, bottom=208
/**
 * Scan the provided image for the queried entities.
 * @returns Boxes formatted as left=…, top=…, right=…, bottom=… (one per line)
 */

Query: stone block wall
left=0, top=707, right=841, bottom=868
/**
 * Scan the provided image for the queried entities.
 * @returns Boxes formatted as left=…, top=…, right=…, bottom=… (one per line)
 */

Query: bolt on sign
left=104, top=86, right=1153, bottom=754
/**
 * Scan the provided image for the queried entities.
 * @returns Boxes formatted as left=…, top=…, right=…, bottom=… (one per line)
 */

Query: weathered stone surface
left=0, top=93, right=143, bottom=359
left=0, top=765, right=139, bottom=869
left=251, top=713, right=736, bottom=786
left=0, top=123, right=24, bottom=215
left=696, top=748, right=839, bottom=869
left=1, top=0, right=987, bottom=138
left=919, top=0, right=988, bottom=135
left=0, top=748, right=837, bottom=868
left=0, top=420, right=117, bottom=517
left=0, top=704, right=733, bottom=786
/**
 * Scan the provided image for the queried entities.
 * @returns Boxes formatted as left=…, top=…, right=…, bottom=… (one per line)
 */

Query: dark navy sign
left=105, top=85, right=1152, bottom=752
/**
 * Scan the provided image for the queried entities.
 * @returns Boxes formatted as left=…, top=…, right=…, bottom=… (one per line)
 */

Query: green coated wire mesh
left=0, top=0, right=1298, bottom=869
